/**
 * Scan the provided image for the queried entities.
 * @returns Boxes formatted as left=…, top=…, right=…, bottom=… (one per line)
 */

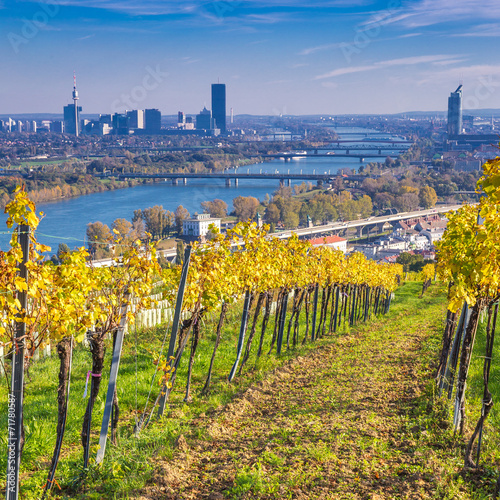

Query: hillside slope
left=128, top=283, right=491, bottom=499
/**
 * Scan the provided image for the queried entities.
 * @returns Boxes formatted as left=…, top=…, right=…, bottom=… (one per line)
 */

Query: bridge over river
left=98, top=171, right=372, bottom=187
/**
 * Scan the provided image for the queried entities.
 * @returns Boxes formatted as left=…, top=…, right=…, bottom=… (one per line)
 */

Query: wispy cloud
left=34, top=0, right=374, bottom=17
left=416, top=64, right=500, bottom=86
left=76, top=34, right=95, bottom=40
left=299, top=42, right=345, bottom=56
left=315, top=54, right=463, bottom=80
left=374, top=0, right=500, bottom=29
left=453, top=23, right=500, bottom=37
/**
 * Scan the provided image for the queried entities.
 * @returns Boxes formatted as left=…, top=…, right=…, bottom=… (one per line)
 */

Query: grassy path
left=135, top=282, right=488, bottom=499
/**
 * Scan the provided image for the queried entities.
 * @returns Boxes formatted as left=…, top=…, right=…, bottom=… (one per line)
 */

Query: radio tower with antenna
left=73, top=71, right=79, bottom=137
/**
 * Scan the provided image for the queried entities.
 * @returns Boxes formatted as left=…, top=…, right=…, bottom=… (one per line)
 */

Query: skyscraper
left=211, top=83, right=226, bottom=133
left=126, top=109, right=144, bottom=129
left=145, top=109, right=161, bottom=134
left=447, top=84, right=462, bottom=137
left=196, top=107, right=214, bottom=130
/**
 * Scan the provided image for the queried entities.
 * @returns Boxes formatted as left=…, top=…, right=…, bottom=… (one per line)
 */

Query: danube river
left=0, top=128, right=408, bottom=251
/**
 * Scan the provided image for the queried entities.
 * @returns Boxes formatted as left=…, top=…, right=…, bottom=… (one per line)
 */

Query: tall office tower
left=31, top=120, right=37, bottom=133
left=196, top=107, right=214, bottom=130
left=126, top=109, right=145, bottom=129
left=112, top=113, right=130, bottom=134
left=211, top=83, right=226, bottom=133
left=178, top=111, right=185, bottom=125
left=145, top=108, right=161, bottom=134
left=447, top=84, right=462, bottom=137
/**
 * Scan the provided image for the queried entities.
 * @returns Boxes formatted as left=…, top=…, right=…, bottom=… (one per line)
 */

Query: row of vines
left=435, top=154, right=500, bottom=495
left=1, top=186, right=403, bottom=498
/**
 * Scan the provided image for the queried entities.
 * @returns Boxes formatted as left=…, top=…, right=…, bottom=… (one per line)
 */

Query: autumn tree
left=112, top=218, right=132, bottom=238
left=232, top=196, right=260, bottom=221
left=201, top=199, right=228, bottom=218
left=265, top=203, right=280, bottom=224
left=396, top=192, right=419, bottom=212
left=142, top=205, right=167, bottom=240
left=86, top=221, right=112, bottom=259
left=175, top=205, right=190, bottom=234
left=419, top=186, right=438, bottom=209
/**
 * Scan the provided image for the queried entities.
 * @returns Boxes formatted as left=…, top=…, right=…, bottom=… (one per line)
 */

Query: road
left=89, top=204, right=470, bottom=267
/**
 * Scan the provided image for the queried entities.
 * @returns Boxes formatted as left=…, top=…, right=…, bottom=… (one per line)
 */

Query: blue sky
left=2, top=0, right=500, bottom=115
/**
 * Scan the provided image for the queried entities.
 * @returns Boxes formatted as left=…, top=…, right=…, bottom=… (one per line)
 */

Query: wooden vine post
left=157, top=245, right=192, bottom=418
left=6, top=225, right=29, bottom=500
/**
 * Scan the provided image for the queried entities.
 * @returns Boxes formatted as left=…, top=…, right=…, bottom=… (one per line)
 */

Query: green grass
left=0, top=291, right=362, bottom=498
left=1, top=281, right=499, bottom=498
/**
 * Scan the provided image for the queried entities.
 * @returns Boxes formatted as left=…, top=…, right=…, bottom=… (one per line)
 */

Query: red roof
left=310, top=235, right=347, bottom=246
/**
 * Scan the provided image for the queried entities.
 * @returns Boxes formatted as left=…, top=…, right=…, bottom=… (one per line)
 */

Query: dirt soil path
left=138, top=294, right=449, bottom=499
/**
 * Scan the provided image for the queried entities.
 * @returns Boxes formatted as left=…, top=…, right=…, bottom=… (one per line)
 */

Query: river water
left=0, top=128, right=408, bottom=251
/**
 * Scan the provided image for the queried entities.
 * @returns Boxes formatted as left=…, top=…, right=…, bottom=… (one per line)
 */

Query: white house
left=183, top=213, right=221, bottom=239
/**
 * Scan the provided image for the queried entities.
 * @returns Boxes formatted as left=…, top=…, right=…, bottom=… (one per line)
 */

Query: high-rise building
left=211, top=83, right=226, bottom=133
left=196, top=107, right=214, bottom=130
left=112, top=113, right=130, bottom=135
left=99, top=114, right=112, bottom=125
left=64, top=104, right=82, bottom=135
left=145, top=109, right=161, bottom=134
left=127, top=109, right=145, bottom=129
left=51, top=121, right=64, bottom=133
left=447, top=84, right=462, bottom=137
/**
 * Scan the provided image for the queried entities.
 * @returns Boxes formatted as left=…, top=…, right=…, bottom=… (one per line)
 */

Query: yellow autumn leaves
left=178, top=222, right=403, bottom=315
left=437, top=154, right=500, bottom=311
left=0, top=187, right=160, bottom=352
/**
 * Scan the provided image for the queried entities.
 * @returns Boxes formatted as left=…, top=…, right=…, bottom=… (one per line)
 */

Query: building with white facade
left=183, top=213, right=221, bottom=239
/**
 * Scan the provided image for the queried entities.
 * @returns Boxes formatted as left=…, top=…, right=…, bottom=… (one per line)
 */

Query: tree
left=419, top=186, right=438, bottom=209
left=176, top=240, right=185, bottom=265
left=164, top=210, right=175, bottom=237
left=395, top=192, right=419, bottom=212
left=201, top=199, right=228, bottom=218
left=265, top=203, right=280, bottom=224
left=396, top=252, right=414, bottom=273
left=232, top=196, right=260, bottom=221
left=57, top=243, right=71, bottom=261
left=374, top=192, right=394, bottom=210
left=357, top=195, right=373, bottom=218
left=142, top=205, right=167, bottom=240
left=283, top=211, right=299, bottom=229
left=112, top=218, right=132, bottom=238
left=175, top=205, right=190, bottom=234
left=132, top=209, right=143, bottom=224
left=86, top=222, right=112, bottom=259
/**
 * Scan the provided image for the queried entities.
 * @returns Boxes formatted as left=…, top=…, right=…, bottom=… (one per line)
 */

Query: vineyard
left=1, top=151, right=500, bottom=499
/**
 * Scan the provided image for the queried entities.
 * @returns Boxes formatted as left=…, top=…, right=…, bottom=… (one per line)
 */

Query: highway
left=273, top=204, right=467, bottom=239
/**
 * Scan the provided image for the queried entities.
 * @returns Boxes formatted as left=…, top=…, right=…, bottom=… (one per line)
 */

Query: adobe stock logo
left=463, top=76, right=500, bottom=110
left=111, top=65, right=169, bottom=113
left=7, top=0, right=60, bottom=54
left=340, top=0, right=402, bottom=63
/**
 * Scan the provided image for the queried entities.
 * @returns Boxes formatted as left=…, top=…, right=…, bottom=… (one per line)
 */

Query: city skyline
left=2, top=0, right=500, bottom=115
